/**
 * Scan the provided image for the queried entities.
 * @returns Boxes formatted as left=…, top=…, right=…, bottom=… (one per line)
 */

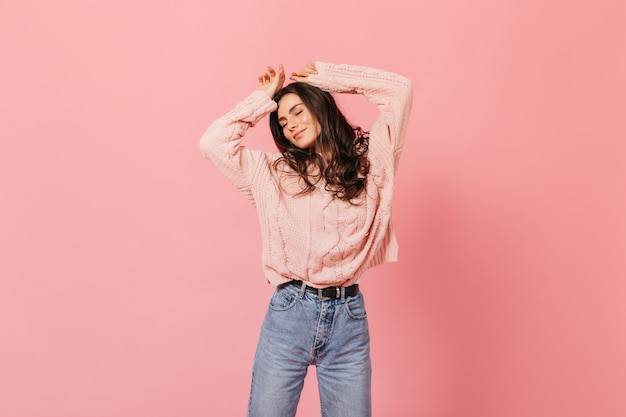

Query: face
left=277, top=93, right=321, bottom=149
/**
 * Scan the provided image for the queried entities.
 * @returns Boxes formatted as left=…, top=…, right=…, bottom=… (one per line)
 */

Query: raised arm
left=199, top=65, right=284, bottom=201
left=291, top=62, right=413, bottom=161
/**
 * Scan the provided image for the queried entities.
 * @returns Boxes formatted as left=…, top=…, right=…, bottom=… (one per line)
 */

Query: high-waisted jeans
left=247, top=281, right=372, bottom=417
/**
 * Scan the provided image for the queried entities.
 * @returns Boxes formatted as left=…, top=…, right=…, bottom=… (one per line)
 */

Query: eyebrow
left=278, top=103, right=304, bottom=122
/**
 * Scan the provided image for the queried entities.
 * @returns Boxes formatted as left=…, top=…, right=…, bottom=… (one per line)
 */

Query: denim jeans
left=247, top=281, right=372, bottom=417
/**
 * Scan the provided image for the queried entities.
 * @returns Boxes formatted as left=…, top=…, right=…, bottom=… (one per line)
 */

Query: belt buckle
left=317, top=288, right=331, bottom=301
left=317, top=287, right=341, bottom=301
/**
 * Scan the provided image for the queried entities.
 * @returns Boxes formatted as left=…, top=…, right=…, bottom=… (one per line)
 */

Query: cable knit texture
left=200, top=62, right=413, bottom=287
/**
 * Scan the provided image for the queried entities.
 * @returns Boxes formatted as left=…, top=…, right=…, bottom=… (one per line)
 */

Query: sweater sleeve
left=199, top=90, right=278, bottom=203
left=306, top=62, right=413, bottom=166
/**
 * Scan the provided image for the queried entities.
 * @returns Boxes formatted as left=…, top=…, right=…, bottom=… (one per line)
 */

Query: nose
left=287, top=118, right=298, bottom=130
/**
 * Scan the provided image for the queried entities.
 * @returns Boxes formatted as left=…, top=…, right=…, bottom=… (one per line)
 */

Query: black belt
left=285, top=280, right=359, bottom=300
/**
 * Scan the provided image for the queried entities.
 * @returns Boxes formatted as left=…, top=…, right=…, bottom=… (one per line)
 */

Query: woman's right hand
left=258, top=64, right=285, bottom=99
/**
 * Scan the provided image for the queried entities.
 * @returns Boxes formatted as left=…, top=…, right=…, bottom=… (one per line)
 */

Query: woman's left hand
left=290, top=62, right=318, bottom=82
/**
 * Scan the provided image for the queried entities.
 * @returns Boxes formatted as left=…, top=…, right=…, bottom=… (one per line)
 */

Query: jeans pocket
left=345, top=292, right=367, bottom=320
left=268, top=285, right=298, bottom=311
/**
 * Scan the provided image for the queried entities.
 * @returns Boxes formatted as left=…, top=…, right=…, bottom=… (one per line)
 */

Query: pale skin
left=257, top=63, right=319, bottom=99
left=258, top=63, right=321, bottom=149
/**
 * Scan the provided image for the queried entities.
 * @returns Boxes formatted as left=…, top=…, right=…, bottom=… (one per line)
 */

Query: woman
left=200, top=61, right=412, bottom=417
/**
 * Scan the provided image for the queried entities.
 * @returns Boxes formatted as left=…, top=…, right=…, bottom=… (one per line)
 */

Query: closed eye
left=278, top=103, right=304, bottom=128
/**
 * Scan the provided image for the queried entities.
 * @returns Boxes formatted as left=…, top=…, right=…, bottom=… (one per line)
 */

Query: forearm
left=199, top=90, right=277, bottom=192
left=309, top=62, right=412, bottom=104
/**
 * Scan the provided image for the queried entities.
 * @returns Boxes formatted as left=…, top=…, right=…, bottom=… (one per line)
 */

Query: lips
left=293, top=129, right=306, bottom=140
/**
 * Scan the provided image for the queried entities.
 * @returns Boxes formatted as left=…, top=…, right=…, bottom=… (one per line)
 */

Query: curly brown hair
left=269, top=83, right=369, bottom=202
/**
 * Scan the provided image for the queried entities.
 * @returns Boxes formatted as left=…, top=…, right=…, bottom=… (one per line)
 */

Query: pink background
left=2, top=1, right=625, bottom=416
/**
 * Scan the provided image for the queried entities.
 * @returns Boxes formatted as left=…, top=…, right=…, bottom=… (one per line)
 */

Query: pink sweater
left=200, top=62, right=413, bottom=287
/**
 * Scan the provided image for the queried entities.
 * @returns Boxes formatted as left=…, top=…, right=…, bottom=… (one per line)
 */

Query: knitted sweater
left=200, top=62, right=413, bottom=287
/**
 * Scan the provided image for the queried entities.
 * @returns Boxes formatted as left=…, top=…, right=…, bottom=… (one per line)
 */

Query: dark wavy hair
left=269, top=83, right=369, bottom=202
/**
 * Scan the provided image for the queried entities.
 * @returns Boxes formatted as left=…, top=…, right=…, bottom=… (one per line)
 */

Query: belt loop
left=340, top=286, right=346, bottom=303
left=298, top=280, right=307, bottom=299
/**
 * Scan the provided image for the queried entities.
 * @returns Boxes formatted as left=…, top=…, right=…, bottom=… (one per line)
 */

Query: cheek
left=300, top=111, right=313, bottom=124
left=302, top=112, right=320, bottom=132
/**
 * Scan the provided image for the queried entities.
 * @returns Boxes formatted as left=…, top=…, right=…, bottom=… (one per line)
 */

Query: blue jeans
left=247, top=281, right=372, bottom=417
